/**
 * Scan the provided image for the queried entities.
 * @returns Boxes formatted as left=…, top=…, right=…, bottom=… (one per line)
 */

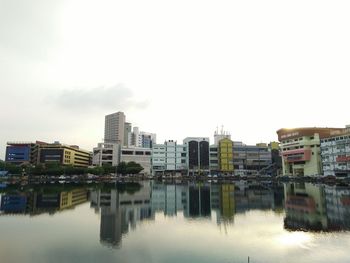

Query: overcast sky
left=1, top=0, right=350, bottom=159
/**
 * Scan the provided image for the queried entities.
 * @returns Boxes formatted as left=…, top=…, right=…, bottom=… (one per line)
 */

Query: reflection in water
left=0, top=187, right=88, bottom=215
left=284, top=183, right=350, bottom=231
left=88, top=181, right=285, bottom=248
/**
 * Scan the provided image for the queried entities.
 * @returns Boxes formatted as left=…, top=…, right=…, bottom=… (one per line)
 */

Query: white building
left=129, top=127, right=156, bottom=148
left=152, top=140, right=187, bottom=176
left=104, top=112, right=126, bottom=145
left=321, top=126, right=350, bottom=177
left=92, top=142, right=120, bottom=166
left=120, top=147, right=152, bottom=175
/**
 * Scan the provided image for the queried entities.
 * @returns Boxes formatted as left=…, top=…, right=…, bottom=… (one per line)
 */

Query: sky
left=1, top=0, right=350, bottom=159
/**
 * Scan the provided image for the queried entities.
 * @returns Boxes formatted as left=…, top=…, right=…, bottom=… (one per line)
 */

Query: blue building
left=0, top=195, right=27, bottom=213
left=5, top=141, right=43, bottom=165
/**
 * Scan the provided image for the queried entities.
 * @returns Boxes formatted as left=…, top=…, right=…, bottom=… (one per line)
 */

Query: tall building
left=218, top=138, right=234, bottom=173
left=183, top=137, right=210, bottom=176
left=124, top=122, right=132, bottom=147
left=277, top=127, right=343, bottom=177
left=321, top=125, right=350, bottom=177
left=151, top=140, right=187, bottom=176
left=104, top=112, right=126, bottom=145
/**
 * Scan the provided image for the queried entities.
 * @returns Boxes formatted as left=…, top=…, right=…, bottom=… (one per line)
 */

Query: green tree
left=125, top=161, right=144, bottom=175
left=117, top=162, right=127, bottom=175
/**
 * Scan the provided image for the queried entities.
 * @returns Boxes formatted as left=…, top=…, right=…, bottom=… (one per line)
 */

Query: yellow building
left=218, top=138, right=234, bottom=173
left=221, top=184, right=235, bottom=220
left=60, top=188, right=88, bottom=210
left=39, top=143, right=91, bottom=167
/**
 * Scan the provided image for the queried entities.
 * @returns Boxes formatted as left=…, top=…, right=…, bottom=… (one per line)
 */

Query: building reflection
left=0, top=188, right=88, bottom=215
left=284, top=182, right=350, bottom=231
left=90, top=181, right=152, bottom=248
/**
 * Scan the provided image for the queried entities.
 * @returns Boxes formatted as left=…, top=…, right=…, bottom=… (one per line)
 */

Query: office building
left=321, top=125, right=350, bottom=177
left=120, top=147, right=152, bottom=175
left=277, top=127, right=343, bottom=177
left=152, top=140, right=187, bottom=176
left=93, top=142, right=120, bottom=166
left=183, top=137, right=210, bottom=176
left=39, top=142, right=91, bottom=167
left=233, top=142, right=272, bottom=176
left=5, top=141, right=46, bottom=165
left=104, top=112, right=126, bottom=145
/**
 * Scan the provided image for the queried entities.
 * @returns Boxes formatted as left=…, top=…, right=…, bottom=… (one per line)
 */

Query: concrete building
left=92, top=142, right=120, bottom=167
left=233, top=142, right=272, bottom=176
left=104, top=112, right=126, bottom=145
left=183, top=137, right=210, bottom=176
left=277, top=127, right=343, bottom=177
left=5, top=141, right=47, bottom=165
left=39, top=142, right=91, bottom=167
left=124, top=122, right=132, bottom=147
left=321, top=125, right=350, bottom=177
left=120, top=147, right=152, bottom=175
left=151, top=140, right=187, bottom=176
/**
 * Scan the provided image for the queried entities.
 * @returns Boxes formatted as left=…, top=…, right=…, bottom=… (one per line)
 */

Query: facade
left=92, top=142, right=120, bottom=167
left=5, top=141, right=46, bottom=165
left=39, top=142, right=91, bottom=167
left=321, top=126, right=350, bottom=177
left=104, top=111, right=126, bottom=145
left=183, top=137, right=210, bottom=176
left=151, top=140, right=187, bottom=176
left=218, top=138, right=234, bottom=173
left=129, top=127, right=156, bottom=148
left=277, top=127, right=343, bottom=177
left=120, top=147, right=152, bottom=175
left=124, top=122, right=132, bottom=147
left=233, top=142, right=272, bottom=176
left=209, top=145, right=219, bottom=173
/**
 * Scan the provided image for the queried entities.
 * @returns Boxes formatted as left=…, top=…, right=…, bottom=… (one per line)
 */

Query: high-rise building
left=104, top=112, right=126, bottom=145
left=124, top=122, right=132, bottom=147
left=183, top=137, right=210, bottom=176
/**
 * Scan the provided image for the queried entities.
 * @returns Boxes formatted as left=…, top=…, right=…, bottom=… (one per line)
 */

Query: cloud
left=54, top=84, right=149, bottom=112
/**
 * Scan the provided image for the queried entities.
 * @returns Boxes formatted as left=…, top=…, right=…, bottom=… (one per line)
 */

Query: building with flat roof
left=277, top=127, right=343, bottom=177
left=183, top=137, right=210, bottom=176
left=5, top=141, right=46, bottom=165
left=104, top=112, right=126, bottom=145
left=39, top=142, right=91, bottom=167
left=321, top=125, right=350, bottom=177
left=93, top=142, right=120, bottom=167
left=151, top=140, right=187, bottom=176
left=120, top=147, right=152, bottom=175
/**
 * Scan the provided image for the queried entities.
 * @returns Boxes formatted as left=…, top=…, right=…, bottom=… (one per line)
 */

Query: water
left=0, top=181, right=350, bottom=263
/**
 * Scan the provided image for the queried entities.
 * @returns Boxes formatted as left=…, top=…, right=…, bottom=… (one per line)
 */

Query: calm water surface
left=1, top=181, right=350, bottom=263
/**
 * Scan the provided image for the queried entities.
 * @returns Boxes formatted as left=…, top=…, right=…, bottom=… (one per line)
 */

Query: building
left=104, top=112, right=126, bottom=145
left=277, top=127, right=343, bottom=177
left=218, top=138, right=234, bottom=174
left=5, top=141, right=46, bottom=165
left=183, top=137, right=210, bottom=176
left=129, top=127, right=156, bottom=148
left=124, top=122, right=132, bottom=147
left=233, top=142, right=272, bottom=176
left=151, top=140, right=187, bottom=176
left=39, top=142, right=91, bottom=167
left=321, top=125, right=350, bottom=177
left=93, top=142, right=120, bottom=167
left=120, top=147, right=152, bottom=175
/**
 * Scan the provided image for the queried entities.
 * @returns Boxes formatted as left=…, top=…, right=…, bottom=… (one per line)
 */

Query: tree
left=117, top=162, right=127, bottom=175
left=125, top=161, right=144, bottom=175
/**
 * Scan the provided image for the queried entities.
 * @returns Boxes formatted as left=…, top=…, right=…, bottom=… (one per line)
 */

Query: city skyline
left=1, top=0, right=350, bottom=160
